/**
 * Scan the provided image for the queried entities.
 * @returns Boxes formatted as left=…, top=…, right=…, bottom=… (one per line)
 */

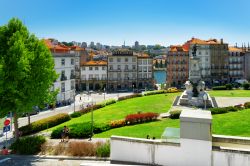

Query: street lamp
left=203, top=93, right=208, bottom=110
left=132, top=84, right=134, bottom=93
left=103, top=87, right=106, bottom=101
left=89, top=98, right=94, bottom=141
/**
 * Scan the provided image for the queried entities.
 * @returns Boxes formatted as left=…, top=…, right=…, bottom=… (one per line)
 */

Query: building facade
left=228, top=47, right=245, bottom=82
left=244, top=51, right=250, bottom=81
left=80, top=60, right=107, bottom=91
left=166, top=45, right=189, bottom=87
left=107, top=50, right=153, bottom=91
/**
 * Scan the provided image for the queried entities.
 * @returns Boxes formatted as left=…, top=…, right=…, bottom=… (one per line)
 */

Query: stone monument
left=178, top=44, right=213, bottom=108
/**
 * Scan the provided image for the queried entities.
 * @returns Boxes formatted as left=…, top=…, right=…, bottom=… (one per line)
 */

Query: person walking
left=61, top=126, right=70, bottom=142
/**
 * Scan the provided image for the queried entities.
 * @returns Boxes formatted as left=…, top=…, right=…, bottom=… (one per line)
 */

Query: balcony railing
left=81, top=78, right=107, bottom=81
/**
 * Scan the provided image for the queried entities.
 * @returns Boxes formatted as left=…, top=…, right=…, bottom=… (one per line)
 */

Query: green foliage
left=70, top=112, right=82, bottom=118
left=99, top=99, right=116, bottom=107
left=144, top=90, right=167, bottom=96
left=118, top=93, right=143, bottom=101
left=155, top=60, right=159, bottom=68
left=244, top=102, right=250, bottom=108
left=51, top=122, right=110, bottom=139
left=212, top=86, right=227, bottom=90
left=243, top=83, right=250, bottom=90
left=96, top=141, right=110, bottom=157
left=10, top=135, right=46, bottom=154
left=225, top=84, right=233, bottom=90
left=19, top=113, right=70, bottom=135
left=209, top=106, right=240, bottom=114
left=169, top=110, right=182, bottom=119
left=0, top=18, right=57, bottom=118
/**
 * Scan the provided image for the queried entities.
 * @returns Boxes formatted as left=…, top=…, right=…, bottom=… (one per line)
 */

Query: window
left=89, top=74, right=93, bottom=79
left=125, top=73, right=129, bottom=79
left=71, top=58, right=74, bottom=65
left=117, top=73, right=121, bottom=78
left=125, top=65, right=128, bottom=70
left=95, top=74, right=99, bottom=79
left=102, top=74, right=106, bottom=79
left=82, top=67, right=85, bottom=70
left=109, top=58, right=113, bottom=62
left=61, top=59, right=65, bottom=66
left=71, top=70, right=74, bottom=79
left=205, top=51, right=208, bottom=55
left=125, top=58, right=128, bottom=62
left=199, top=51, right=201, bottom=55
left=143, top=73, right=147, bottom=78
left=71, top=80, right=75, bottom=90
left=117, top=58, right=121, bottom=62
left=61, top=70, right=65, bottom=76
left=132, top=65, right=136, bottom=70
left=109, top=65, right=113, bottom=70
left=138, top=60, right=142, bottom=65
left=148, top=73, right=152, bottom=78
left=143, top=67, right=147, bottom=72
left=102, top=66, right=106, bottom=70
left=82, top=74, right=86, bottom=80
left=139, top=66, right=142, bottom=72
left=132, top=73, right=136, bottom=78
left=109, top=73, right=113, bottom=79
left=143, top=60, right=147, bottom=65
left=95, top=66, right=98, bottom=70
left=117, top=65, right=121, bottom=70
left=132, top=58, right=136, bottom=62
left=61, top=82, right=65, bottom=92
left=89, top=67, right=93, bottom=70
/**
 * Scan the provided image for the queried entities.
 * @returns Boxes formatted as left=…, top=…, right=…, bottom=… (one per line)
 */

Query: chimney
left=220, top=38, right=223, bottom=44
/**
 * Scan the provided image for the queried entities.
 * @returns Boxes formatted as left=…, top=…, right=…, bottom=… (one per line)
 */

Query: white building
left=53, top=53, right=75, bottom=104
left=138, top=55, right=153, bottom=89
left=228, top=47, right=244, bottom=82
left=80, top=60, right=107, bottom=91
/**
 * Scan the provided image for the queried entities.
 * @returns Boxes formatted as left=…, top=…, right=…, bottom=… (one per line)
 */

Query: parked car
left=22, top=106, right=40, bottom=117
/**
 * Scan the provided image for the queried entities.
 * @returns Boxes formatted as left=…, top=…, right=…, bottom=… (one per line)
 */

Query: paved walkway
left=215, top=97, right=250, bottom=107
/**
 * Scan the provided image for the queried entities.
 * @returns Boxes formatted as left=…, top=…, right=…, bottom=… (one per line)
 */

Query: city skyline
left=0, top=0, right=250, bottom=46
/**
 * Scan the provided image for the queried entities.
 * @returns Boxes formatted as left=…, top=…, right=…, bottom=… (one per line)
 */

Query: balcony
left=61, top=75, right=67, bottom=81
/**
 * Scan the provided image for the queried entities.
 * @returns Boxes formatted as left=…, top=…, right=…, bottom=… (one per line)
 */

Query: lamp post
left=132, top=84, right=134, bottom=93
left=89, top=98, right=94, bottom=141
left=73, top=89, right=76, bottom=112
left=103, top=87, right=106, bottom=101
left=203, top=93, right=208, bottom=110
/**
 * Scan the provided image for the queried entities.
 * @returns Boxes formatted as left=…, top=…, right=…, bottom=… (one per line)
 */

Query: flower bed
left=125, top=112, right=158, bottom=125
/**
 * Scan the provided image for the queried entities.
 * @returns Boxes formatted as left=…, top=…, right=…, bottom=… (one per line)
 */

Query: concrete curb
left=6, top=154, right=110, bottom=161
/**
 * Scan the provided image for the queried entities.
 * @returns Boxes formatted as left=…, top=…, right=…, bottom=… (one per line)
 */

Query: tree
left=160, top=60, right=163, bottom=68
left=0, top=18, right=58, bottom=139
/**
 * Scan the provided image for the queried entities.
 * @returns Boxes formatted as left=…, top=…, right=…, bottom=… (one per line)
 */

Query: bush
left=144, top=90, right=167, bottom=96
left=109, top=119, right=126, bottom=128
left=68, top=141, right=96, bottom=156
left=118, top=94, right=143, bottom=101
left=210, top=107, right=229, bottom=114
left=51, top=122, right=110, bottom=139
left=125, top=112, right=158, bottom=125
left=169, top=110, right=182, bottom=119
left=79, top=104, right=103, bottom=115
left=244, top=102, right=250, bottom=108
left=212, top=86, right=227, bottom=90
left=70, top=112, right=82, bottom=118
left=96, top=141, right=110, bottom=157
left=243, top=83, right=250, bottom=90
left=227, top=106, right=238, bottom=112
left=19, top=113, right=70, bottom=136
left=225, top=84, right=233, bottom=90
left=10, top=135, right=46, bottom=154
left=99, top=99, right=116, bottom=107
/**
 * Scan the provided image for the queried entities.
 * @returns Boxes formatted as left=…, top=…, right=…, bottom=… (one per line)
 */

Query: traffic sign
left=3, top=125, right=10, bottom=133
left=4, top=119, right=10, bottom=126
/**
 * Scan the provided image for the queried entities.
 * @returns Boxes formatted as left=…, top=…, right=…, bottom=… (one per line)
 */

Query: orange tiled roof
left=169, top=45, right=188, bottom=52
left=229, top=47, right=243, bottom=52
left=43, top=39, right=70, bottom=52
left=82, top=60, right=107, bottom=66
left=70, top=46, right=85, bottom=51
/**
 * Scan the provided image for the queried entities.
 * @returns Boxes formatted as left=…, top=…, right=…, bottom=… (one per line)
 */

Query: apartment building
left=166, top=45, right=189, bottom=87
left=80, top=60, right=107, bottom=91
left=107, top=50, right=153, bottom=91
left=228, top=47, right=244, bottom=82
left=244, top=51, right=250, bottom=81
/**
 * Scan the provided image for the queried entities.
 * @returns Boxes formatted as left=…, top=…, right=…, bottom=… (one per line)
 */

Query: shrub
left=109, top=119, right=126, bottom=128
left=244, top=102, right=250, bottom=108
left=68, top=141, right=96, bottom=156
left=234, top=104, right=245, bottom=110
left=96, top=141, right=110, bottom=157
left=169, top=110, right=182, bottom=119
left=212, top=86, right=227, bottom=90
left=125, top=112, right=158, bottom=125
left=79, top=104, right=103, bottom=115
left=227, top=106, right=238, bottom=112
left=144, top=90, right=167, bottom=96
left=70, top=112, right=81, bottom=118
left=19, top=113, right=70, bottom=136
left=243, top=83, right=250, bottom=90
left=51, top=122, right=110, bottom=139
left=225, top=84, right=233, bottom=90
left=210, top=107, right=228, bottom=114
left=10, top=135, right=46, bottom=154
left=118, top=94, right=143, bottom=101
left=166, top=87, right=179, bottom=93
left=99, top=99, right=116, bottom=107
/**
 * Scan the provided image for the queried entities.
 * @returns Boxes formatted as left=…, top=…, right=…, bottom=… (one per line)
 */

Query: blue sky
left=0, top=0, right=250, bottom=46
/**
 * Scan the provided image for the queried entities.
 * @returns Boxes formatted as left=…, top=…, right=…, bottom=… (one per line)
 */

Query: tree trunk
left=13, top=112, right=19, bottom=140
left=28, top=113, right=30, bottom=125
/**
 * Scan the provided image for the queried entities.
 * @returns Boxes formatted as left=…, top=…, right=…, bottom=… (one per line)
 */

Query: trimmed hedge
left=99, top=99, right=116, bottom=107
left=209, top=106, right=241, bottom=114
left=225, top=84, right=233, bottom=90
left=169, top=110, right=182, bottom=119
left=243, top=83, right=250, bottom=90
left=212, top=86, right=227, bottom=90
left=51, top=122, right=110, bottom=139
left=109, top=119, right=126, bottom=128
left=118, top=94, right=143, bottom=101
left=125, top=112, right=158, bottom=125
left=79, top=104, right=103, bottom=115
left=10, top=135, right=46, bottom=154
left=244, top=102, right=250, bottom=108
left=19, top=113, right=70, bottom=136
left=70, top=112, right=82, bottom=118
left=144, top=90, right=167, bottom=96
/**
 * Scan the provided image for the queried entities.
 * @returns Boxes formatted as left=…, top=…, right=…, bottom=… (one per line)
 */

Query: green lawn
left=94, top=109, right=250, bottom=138
left=208, top=90, right=250, bottom=97
left=49, top=93, right=179, bottom=131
